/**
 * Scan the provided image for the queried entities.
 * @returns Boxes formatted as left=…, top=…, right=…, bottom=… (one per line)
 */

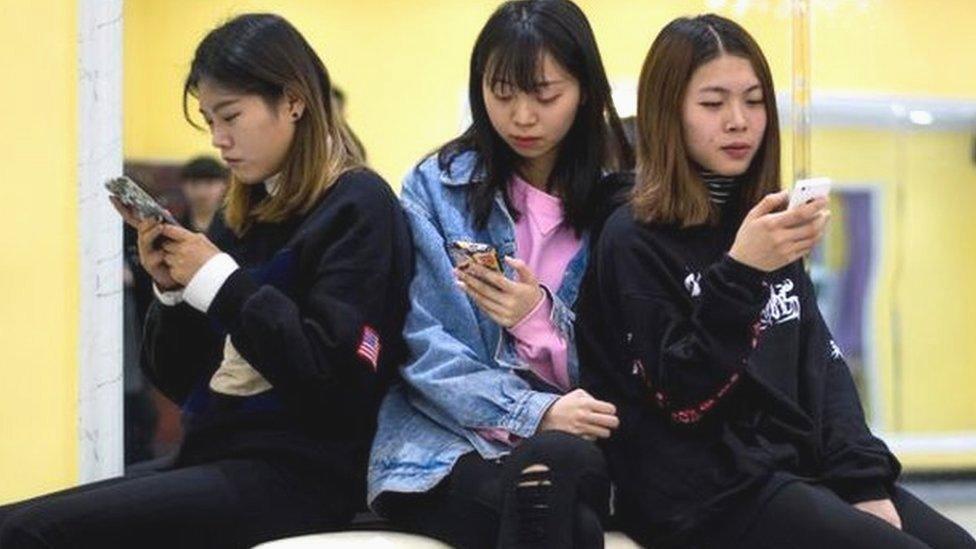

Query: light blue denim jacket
left=367, top=151, right=590, bottom=507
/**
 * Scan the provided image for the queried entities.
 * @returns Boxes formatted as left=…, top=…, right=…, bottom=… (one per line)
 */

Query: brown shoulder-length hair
left=183, top=13, right=364, bottom=234
left=632, top=14, right=780, bottom=227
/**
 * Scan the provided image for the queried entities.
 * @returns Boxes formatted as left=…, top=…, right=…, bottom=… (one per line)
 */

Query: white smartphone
left=788, top=177, right=832, bottom=209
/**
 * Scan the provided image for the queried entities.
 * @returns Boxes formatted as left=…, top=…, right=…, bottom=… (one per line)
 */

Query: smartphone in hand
left=105, top=175, right=181, bottom=226
left=788, top=177, right=831, bottom=209
left=448, top=240, right=503, bottom=272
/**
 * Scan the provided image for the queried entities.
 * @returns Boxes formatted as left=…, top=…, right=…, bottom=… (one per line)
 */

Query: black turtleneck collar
left=698, top=168, right=746, bottom=206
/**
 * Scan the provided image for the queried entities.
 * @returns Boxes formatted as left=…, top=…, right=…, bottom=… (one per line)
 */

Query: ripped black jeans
left=376, top=431, right=610, bottom=549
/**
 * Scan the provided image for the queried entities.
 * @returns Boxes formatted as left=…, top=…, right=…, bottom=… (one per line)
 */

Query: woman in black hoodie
left=0, top=14, right=411, bottom=548
left=577, top=14, right=974, bottom=549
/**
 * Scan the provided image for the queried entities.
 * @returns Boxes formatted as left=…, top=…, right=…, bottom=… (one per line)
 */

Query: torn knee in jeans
left=517, top=464, right=552, bottom=487
left=516, top=464, right=552, bottom=543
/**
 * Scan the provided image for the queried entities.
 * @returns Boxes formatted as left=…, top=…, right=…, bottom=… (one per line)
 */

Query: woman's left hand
left=455, top=256, right=544, bottom=328
left=159, top=224, right=221, bottom=286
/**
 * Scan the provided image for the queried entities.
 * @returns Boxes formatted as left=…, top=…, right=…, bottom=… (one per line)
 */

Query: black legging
left=376, top=430, right=610, bottom=549
left=733, top=481, right=976, bottom=549
left=0, top=456, right=355, bottom=549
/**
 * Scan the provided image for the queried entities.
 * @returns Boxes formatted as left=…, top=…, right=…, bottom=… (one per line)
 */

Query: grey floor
left=903, top=479, right=976, bottom=533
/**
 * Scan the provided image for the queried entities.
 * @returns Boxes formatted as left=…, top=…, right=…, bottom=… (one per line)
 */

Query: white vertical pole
left=792, top=0, right=811, bottom=183
left=77, top=0, right=124, bottom=482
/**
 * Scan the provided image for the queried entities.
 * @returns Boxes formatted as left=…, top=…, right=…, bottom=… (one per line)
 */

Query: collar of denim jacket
left=437, top=150, right=613, bottom=187
left=438, top=149, right=487, bottom=186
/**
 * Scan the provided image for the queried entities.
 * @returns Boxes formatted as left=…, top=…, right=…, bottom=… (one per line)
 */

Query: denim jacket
left=367, top=151, right=590, bottom=507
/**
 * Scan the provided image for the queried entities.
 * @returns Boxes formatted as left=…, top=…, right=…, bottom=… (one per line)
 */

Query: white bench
left=254, top=530, right=642, bottom=548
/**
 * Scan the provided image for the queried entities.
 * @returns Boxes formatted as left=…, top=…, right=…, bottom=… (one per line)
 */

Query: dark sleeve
left=205, top=209, right=235, bottom=249
left=140, top=300, right=223, bottom=405
left=799, top=272, right=900, bottom=502
left=207, top=176, right=409, bottom=419
left=597, top=218, right=769, bottom=425
left=138, top=212, right=241, bottom=405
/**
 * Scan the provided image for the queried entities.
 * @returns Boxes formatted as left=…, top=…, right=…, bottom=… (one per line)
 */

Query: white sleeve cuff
left=183, top=253, right=240, bottom=313
left=153, top=284, right=184, bottom=306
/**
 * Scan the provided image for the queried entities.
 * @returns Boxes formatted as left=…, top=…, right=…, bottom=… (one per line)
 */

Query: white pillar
left=77, top=0, right=124, bottom=482
left=791, top=0, right=811, bottom=182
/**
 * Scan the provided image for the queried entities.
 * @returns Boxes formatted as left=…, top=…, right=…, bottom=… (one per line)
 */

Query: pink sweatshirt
left=479, top=175, right=582, bottom=445
left=507, top=175, right=581, bottom=391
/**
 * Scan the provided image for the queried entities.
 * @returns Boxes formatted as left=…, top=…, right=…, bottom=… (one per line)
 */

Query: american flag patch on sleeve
left=356, top=325, right=382, bottom=371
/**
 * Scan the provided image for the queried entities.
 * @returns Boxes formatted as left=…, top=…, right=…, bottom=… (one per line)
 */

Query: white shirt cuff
left=153, top=284, right=184, bottom=306
left=183, top=253, right=240, bottom=313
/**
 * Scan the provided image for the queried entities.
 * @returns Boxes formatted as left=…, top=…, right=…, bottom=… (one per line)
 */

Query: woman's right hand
left=110, top=198, right=181, bottom=291
left=728, top=191, right=830, bottom=272
left=538, top=388, right=620, bottom=441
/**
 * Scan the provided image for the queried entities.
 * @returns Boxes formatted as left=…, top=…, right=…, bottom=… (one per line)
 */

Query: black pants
left=376, top=430, right=610, bottom=549
left=733, top=481, right=976, bottom=549
left=0, top=456, right=355, bottom=548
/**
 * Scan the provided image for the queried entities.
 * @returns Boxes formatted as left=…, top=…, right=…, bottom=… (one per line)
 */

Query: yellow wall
left=115, top=0, right=974, bottom=471
left=894, top=131, right=976, bottom=432
left=123, top=0, right=976, bottom=180
left=812, top=129, right=976, bottom=436
left=0, top=0, right=971, bottom=507
left=0, top=0, right=78, bottom=503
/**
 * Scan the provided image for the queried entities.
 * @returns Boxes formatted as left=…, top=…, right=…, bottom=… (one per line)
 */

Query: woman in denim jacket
left=368, top=1, right=632, bottom=547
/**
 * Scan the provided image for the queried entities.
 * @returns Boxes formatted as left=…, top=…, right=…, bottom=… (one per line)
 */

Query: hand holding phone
left=106, top=176, right=182, bottom=290
left=730, top=186, right=831, bottom=272
left=453, top=250, right=544, bottom=328
left=134, top=222, right=182, bottom=291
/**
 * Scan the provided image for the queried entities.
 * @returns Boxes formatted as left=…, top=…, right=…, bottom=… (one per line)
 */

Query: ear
left=283, top=88, right=306, bottom=121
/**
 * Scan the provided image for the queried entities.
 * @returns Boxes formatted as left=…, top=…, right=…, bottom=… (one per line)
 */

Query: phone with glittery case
left=448, top=240, right=502, bottom=272
left=105, top=175, right=181, bottom=225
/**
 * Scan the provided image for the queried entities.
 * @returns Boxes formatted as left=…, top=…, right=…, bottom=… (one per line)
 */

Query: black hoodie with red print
left=577, top=195, right=900, bottom=548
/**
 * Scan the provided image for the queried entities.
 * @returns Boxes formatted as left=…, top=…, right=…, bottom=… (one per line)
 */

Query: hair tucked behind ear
left=184, top=13, right=364, bottom=234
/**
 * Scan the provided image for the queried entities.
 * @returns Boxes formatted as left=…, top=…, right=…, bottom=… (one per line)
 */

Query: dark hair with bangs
left=438, top=0, right=633, bottom=234
left=632, top=14, right=780, bottom=227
